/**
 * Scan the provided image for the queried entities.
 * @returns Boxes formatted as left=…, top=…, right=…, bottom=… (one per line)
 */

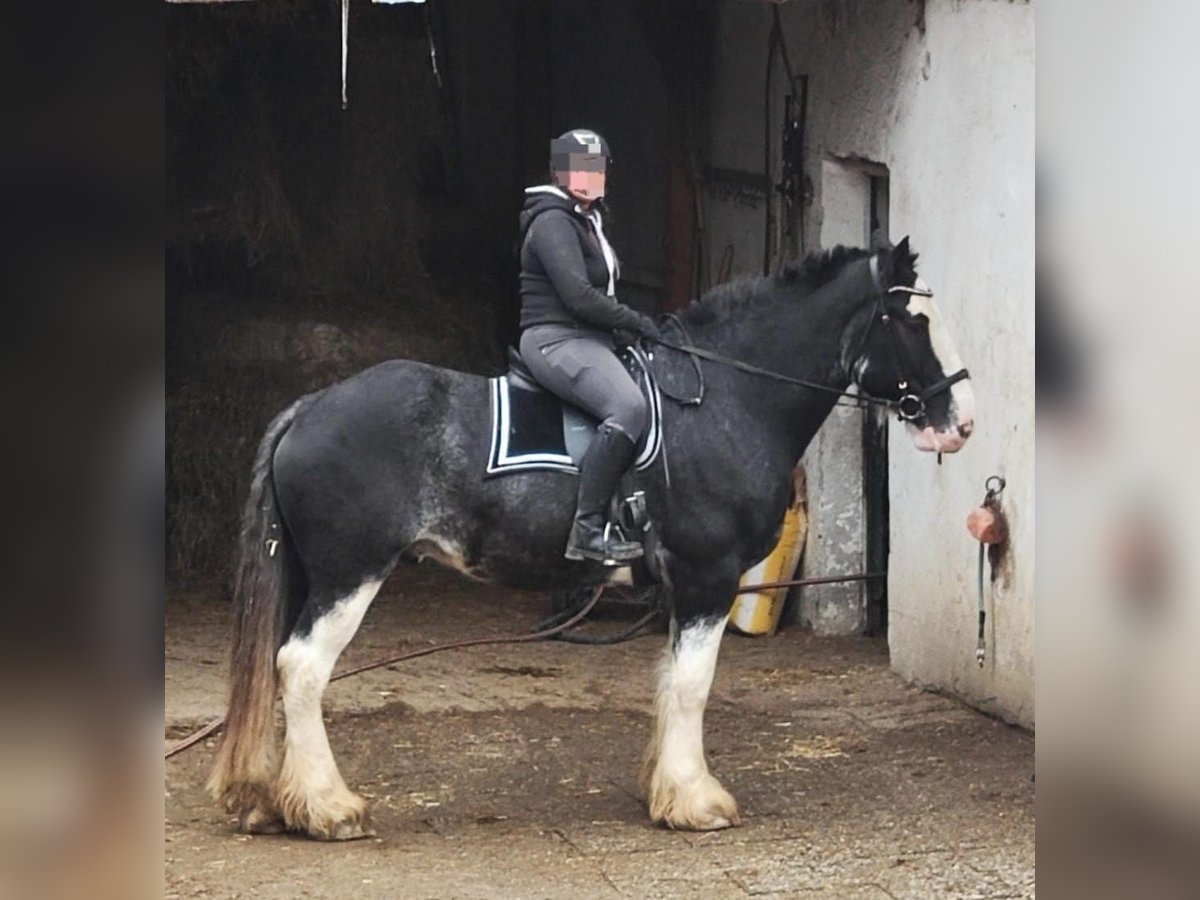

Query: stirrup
left=565, top=520, right=643, bottom=565
left=600, top=521, right=644, bottom=565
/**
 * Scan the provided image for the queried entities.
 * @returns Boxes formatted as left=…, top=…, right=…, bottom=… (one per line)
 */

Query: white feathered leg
left=275, top=580, right=381, bottom=840
left=640, top=616, right=740, bottom=830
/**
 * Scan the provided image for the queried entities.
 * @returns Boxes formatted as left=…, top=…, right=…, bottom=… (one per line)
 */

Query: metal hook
left=984, top=475, right=1007, bottom=500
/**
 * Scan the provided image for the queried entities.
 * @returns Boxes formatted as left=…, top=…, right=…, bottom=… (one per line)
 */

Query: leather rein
left=648, top=259, right=970, bottom=422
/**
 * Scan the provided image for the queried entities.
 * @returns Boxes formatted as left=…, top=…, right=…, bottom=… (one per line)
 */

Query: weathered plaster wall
left=881, top=0, right=1034, bottom=727
left=706, top=0, right=1034, bottom=724
left=802, top=158, right=877, bottom=636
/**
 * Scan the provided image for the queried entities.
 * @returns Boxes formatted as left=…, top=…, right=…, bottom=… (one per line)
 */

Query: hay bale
left=167, top=287, right=505, bottom=588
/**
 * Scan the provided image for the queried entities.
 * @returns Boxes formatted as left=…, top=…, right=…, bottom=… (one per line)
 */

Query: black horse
left=208, top=238, right=976, bottom=839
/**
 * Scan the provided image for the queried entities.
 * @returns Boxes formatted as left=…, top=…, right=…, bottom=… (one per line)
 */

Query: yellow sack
left=729, top=467, right=808, bottom=635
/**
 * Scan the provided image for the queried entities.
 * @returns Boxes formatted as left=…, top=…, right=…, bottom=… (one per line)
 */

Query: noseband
left=861, top=256, right=971, bottom=422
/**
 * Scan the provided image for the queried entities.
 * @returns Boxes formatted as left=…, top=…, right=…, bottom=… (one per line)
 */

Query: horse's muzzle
left=908, top=422, right=971, bottom=454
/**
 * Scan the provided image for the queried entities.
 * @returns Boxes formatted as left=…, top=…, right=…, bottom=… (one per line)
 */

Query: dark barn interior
left=166, top=0, right=715, bottom=586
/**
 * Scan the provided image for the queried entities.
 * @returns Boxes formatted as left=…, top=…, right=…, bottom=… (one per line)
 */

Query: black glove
left=614, top=314, right=660, bottom=347
left=613, top=327, right=639, bottom=347
left=636, top=314, right=661, bottom=342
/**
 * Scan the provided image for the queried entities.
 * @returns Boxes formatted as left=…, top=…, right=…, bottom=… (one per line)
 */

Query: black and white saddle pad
left=486, top=346, right=662, bottom=476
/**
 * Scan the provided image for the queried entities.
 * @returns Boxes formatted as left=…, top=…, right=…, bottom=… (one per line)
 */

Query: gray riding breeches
left=519, top=323, right=648, bottom=443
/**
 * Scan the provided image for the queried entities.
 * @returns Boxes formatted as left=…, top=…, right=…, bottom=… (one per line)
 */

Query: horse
left=206, top=237, right=976, bottom=840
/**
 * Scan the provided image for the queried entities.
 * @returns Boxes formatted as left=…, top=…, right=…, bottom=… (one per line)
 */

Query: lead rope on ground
left=535, top=585, right=665, bottom=645
left=167, top=568, right=892, bottom=760
left=164, top=585, right=607, bottom=760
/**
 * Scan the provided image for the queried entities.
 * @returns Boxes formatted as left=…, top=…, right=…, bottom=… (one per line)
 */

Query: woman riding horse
left=208, top=235, right=975, bottom=840
left=517, top=129, right=660, bottom=565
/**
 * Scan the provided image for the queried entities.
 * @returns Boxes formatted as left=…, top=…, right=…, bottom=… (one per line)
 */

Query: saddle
left=485, top=344, right=663, bottom=477
left=487, top=344, right=666, bottom=581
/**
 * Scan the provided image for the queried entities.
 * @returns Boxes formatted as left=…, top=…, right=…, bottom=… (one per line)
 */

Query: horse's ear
left=891, top=235, right=919, bottom=283
left=869, top=228, right=892, bottom=252
left=894, top=235, right=919, bottom=265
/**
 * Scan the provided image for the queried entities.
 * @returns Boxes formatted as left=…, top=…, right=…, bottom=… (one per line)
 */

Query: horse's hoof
left=327, top=813, right=376, bottom=841
left=238, top=805, right=286, bottom=835
left=681, top=809, right=740, bottom=831
left=648, top=772, right=741, bottom=832
left=279, top=784, right=375, bottom=840
left=667, top=799, right=741, bottom=832
left=227, top=784, right=285, bottom=834
left=304, top=802, right=374, bottom=841
left=296, top=811, right=375, bottom=841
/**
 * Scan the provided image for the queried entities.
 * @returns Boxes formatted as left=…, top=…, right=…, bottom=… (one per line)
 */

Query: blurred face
left=558, top=153, right=607, bottom=204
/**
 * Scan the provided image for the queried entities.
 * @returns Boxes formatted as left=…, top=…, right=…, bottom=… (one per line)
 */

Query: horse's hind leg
left=275, top=579, right=383, bottom=840
left=639, top=565, right=741, bottom=831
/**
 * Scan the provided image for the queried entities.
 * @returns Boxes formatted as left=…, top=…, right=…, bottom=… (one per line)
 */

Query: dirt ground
left=165, top=566, right=1034, bottom=899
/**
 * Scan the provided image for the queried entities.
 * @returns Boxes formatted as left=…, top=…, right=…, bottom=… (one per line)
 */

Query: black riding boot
left=565, top=424, right=644, bottom=564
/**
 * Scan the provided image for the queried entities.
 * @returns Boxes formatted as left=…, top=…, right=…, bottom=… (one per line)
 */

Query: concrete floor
left=165, top=566, right=1034, bottom=899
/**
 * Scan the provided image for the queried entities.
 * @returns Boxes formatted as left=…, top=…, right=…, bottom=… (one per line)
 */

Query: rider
left=517, top=129, right=660, bottom=564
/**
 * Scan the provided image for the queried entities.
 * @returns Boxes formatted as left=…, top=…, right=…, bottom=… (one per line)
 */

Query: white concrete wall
left=881, top=1, right=1034, bottom=727
left=706, top=0, right=1034, bottom=724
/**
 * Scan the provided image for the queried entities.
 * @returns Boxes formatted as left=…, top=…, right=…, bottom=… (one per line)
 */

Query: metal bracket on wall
left=703, top=166, right=770, bottom=211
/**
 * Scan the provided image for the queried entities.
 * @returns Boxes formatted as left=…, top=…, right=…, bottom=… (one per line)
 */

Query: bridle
left=858, top=255, right=972, bottom=422
left=651, top=254, right=970, bottom=422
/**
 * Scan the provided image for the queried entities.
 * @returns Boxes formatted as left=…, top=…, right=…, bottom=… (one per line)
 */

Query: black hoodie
left=517, top=186, right=646, bottom=333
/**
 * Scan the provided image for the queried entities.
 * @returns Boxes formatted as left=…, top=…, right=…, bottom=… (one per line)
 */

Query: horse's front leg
left=639, top=564, right=741, bottom=830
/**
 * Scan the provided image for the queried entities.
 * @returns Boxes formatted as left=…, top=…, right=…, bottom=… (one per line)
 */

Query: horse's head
left=851, top=237, right=976, bottom=454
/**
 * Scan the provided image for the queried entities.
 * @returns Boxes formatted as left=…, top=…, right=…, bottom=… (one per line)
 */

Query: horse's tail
left=207, top=396, right=309, bottom=816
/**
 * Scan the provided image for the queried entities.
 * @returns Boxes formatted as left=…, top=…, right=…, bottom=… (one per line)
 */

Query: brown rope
left=736, top=571, right=885, bottom=594
left=165, top=585, right=606, bottom=760
left=166, top=570, right=888, bottom=760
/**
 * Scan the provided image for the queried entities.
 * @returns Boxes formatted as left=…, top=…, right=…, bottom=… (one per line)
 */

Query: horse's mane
left=680, top=245, right=871, bottom=327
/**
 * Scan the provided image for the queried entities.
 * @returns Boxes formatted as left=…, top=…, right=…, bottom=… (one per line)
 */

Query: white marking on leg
left=276, top=579, right=381, bottom=838
left=658, top=618, right=725, bottom=786
left=643, top=616, right=741, bottom=829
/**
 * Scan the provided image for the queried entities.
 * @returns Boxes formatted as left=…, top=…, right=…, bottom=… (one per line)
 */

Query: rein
left=652, top=330, right=880, bottom=411
left=649, top=261, right=969, bottom=422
